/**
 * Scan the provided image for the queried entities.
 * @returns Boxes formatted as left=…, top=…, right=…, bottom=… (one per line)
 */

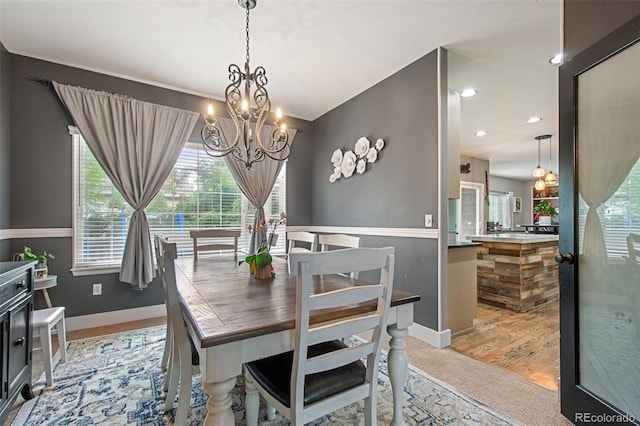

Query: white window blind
left=72, top=130, right=286, bottom=272
left=578, top=159, right=640, bottom=261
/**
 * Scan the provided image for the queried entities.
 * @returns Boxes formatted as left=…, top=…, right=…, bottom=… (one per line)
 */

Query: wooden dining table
left=175, top=255, right=420, bottom=426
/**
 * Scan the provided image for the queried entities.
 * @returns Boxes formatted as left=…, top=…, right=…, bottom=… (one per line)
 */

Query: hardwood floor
left=450, top=300, right=560, bottom=392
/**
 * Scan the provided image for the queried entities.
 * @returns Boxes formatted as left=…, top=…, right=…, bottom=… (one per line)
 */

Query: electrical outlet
left=93, top=283, right=102, bottom=296
left=424, top=214, right=433, bottom=227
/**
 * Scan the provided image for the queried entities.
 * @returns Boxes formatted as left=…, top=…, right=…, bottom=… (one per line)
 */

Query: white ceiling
left=0, top=0, right=562, bottom=181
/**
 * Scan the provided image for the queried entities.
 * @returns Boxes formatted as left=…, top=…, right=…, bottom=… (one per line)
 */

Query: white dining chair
left=154, top=234, right=173, bottom=375
left=189, top=229, right=241, bottom=261
left=244, top=247, right=395, bottom=425
left=318, top=233, right=361, bottom=278
left=154, top=235, right=199, bottom=424
left=286, top=231, right=317, bottom=253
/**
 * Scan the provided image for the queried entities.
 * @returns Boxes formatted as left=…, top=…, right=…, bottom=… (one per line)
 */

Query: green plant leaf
left=255, top=251, right=272, bottom=269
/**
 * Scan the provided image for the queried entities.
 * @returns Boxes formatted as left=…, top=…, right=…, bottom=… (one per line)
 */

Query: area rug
left=12, top=325, right=522, bottom=425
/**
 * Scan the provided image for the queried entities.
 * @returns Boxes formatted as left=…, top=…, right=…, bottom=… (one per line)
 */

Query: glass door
left=458, top=182, right=484, bottom=243
left=559, top=17, right=640, bottom=424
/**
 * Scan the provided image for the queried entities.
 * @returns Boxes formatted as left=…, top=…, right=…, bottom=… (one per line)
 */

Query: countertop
left=468, top=233, right=559, bottom=244
left=448, top=242, right=482, bottom=249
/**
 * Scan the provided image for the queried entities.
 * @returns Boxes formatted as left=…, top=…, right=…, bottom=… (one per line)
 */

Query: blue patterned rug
left=13, top=326, right=521, bottom=425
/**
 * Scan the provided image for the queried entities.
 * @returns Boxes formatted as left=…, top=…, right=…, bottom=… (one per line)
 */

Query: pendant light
left=544, top=135, right=557, bottom=185
left=532, top=135, right=546, bottom=179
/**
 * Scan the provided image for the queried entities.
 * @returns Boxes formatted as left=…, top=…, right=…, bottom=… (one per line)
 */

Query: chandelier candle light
left=201, top=0, right=290, bottom=169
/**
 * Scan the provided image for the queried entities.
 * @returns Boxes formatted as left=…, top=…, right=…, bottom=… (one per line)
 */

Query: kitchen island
left=469, top=234, right=559, bottom=312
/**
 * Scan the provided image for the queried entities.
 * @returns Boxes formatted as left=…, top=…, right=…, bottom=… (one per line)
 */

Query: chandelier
left=201, top=0, right=290, bottom=170
left=533, top=134, right=550, bottom=191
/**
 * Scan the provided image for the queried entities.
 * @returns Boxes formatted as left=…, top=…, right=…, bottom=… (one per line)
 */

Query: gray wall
left=7, top=54, right=313, bottom=316
left=0, top=43, right=10, bottom=259
left=310, top=50, right=441, bottom=329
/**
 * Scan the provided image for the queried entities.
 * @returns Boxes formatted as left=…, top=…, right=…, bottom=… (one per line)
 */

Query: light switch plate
left=425, top=214, right=433, bottom=227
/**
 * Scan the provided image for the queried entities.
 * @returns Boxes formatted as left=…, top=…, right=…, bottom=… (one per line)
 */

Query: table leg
left=387, top=324, right=408, bottom=426
left=42, top=289, right=52, bottom=308
left=202, top=377, right=237, bottom=426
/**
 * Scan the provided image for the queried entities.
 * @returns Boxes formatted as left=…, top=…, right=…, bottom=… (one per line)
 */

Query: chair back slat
left=190, top=229, right=240, bottom=261
left=318, top=234, right=360, bottom=251
left=309, top=285, right=383, bottom=310
left=305, top=343, right=374, bottom=376
left=318, top=234, right=361, bottom=278
left=295, top=248, right=392, bottom=276
left=309, top=314, right=380, bottom=346
left=287, top=231, right=318, bottom=253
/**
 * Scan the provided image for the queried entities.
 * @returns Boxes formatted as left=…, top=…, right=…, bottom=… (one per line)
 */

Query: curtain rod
left=28, top=78, right=304, bottom=134
left=28, top=77, right=76, bottom=126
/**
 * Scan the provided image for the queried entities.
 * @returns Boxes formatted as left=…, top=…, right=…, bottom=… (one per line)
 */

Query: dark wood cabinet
left=0, top=262, right=35, bottom=425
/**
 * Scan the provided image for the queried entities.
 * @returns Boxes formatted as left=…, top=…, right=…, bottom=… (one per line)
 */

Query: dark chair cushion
left=245, top=340, right=366, bottom=408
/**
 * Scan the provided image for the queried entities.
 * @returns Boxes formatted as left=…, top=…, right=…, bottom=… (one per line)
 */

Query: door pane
left=459, top=184, right=482, bottom=242
left=577, top=40, right=640, bottom=419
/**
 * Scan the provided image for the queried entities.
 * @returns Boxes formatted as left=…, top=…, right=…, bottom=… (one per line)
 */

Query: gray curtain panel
left=53, top=82, right=199, bottom=289
left=218, top=118, right=297, bottom=253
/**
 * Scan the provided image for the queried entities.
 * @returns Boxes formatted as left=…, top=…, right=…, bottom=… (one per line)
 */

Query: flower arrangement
left=242, top=212, right=287, bottom=279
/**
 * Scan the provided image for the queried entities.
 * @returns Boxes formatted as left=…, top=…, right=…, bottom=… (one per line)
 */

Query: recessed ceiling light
left=549, top=53, right=563, bottom=65
left=460, top=89, right=478, bottom=98
left=474, top=130, right=487, bottom=137
left=527, top=116, right=542, bottom=123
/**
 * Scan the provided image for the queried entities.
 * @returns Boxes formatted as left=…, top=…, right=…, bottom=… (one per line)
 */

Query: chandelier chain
left=245, top=6, right=250, bottom=65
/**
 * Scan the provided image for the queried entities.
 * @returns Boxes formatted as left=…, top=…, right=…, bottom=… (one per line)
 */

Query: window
left=488, top=191, right=513, bottom=229
left=578, top=159, right=640, bottom=260
left=71, top=128, right=286, bottom=273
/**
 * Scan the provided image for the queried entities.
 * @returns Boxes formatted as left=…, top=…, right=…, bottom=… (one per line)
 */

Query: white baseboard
left=409, top=323, right=451, bottom=348
left=65, top=304, right=166, bottom=332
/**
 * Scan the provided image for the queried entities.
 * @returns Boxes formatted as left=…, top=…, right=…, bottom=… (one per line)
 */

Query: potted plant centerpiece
left=242, top=212, right=286, bottom=280
left=15, top=246, right=55, bottom=279
left=533, top=200, right=558, bottom=225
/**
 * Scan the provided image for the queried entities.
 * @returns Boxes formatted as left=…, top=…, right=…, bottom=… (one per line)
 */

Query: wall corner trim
left=65, top=304, right=166, bottom=332
left=409, top=323, right=451, bottom=348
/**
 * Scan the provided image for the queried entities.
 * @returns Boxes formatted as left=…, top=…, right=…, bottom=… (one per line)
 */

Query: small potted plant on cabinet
left=533, top=200, right=558, bottom=225
left=15, top=246, right=55, bottom=279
